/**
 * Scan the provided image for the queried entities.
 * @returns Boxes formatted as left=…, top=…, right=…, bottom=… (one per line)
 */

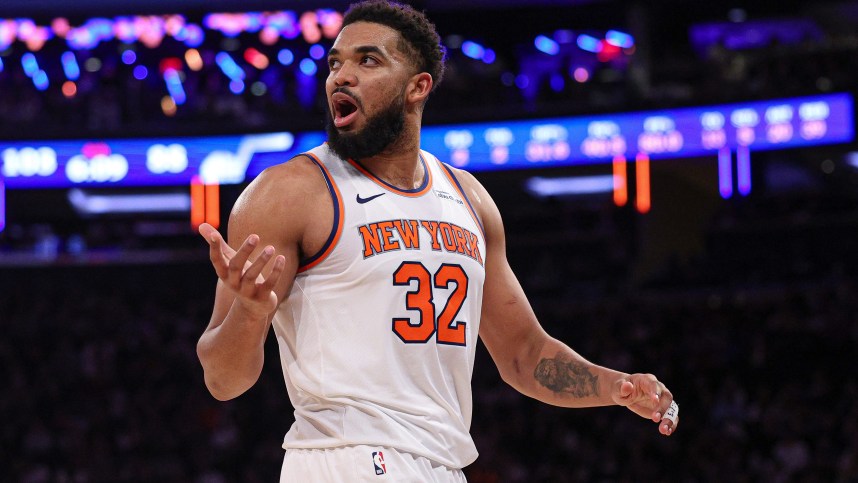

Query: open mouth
left=332, top=93, right=359, bottom=128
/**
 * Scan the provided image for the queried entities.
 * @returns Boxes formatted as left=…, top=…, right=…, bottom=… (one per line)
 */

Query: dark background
left=1, top=0, right=857, bottom=481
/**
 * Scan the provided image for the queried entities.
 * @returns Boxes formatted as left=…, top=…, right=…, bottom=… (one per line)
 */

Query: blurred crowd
left=1, top=4, right=857, bottom=139
left=2, top=180, right=857, bottom=482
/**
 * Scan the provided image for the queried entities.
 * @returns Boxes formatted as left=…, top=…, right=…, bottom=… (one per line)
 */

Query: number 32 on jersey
left=392, top=261, right=468, bottom=346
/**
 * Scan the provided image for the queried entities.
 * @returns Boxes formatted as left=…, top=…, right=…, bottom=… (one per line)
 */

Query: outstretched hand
left=612, top=373, right=679, bottom=436
left=199, top=223, right=286, bottom=319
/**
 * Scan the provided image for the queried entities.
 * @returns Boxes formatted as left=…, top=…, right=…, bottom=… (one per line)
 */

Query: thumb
left=615, top=380, right=635, bottom=404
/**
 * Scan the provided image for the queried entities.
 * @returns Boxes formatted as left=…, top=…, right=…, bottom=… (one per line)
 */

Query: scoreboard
left=0, top=92, right=854, bottom=189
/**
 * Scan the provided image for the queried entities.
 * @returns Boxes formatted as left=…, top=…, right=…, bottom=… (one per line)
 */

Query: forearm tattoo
left=534, top=352, right=599, bottom=398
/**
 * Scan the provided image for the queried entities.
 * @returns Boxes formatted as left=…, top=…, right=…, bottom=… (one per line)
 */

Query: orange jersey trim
left=438, top=159, right=485, bottom=240
left=298, top=153, right=345, bottom=272
left=346, top=154, right=433, bottom=197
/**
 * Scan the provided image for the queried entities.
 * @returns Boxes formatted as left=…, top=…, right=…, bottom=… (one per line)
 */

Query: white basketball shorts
left=279, top=445, right=467, bottom=482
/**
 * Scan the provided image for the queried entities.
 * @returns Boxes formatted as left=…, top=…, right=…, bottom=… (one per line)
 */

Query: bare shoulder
left=228, top=155, right=330, bottom=247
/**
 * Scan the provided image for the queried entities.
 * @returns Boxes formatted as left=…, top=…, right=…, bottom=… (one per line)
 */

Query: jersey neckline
left=346, top=154, right=433, bottom=197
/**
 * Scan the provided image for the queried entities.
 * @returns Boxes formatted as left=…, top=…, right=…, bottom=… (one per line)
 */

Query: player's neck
left=359, top=127, right=424, bottom=190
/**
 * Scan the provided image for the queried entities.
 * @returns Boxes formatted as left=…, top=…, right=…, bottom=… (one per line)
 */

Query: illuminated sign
left=0, top=93, right=852, bottom=189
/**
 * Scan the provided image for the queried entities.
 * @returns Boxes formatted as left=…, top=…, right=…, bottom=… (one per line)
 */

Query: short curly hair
left=341, top=0, right=447, bottom=91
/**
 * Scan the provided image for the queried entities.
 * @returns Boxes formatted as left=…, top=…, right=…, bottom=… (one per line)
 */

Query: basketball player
left=196, top=1, right=679, bottom=481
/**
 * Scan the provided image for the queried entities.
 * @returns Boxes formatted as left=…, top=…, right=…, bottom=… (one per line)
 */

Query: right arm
left=196, top=159, right=323, bottom=400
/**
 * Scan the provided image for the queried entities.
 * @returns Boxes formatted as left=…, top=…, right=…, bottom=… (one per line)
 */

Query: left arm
left=455, top=169, right=678, bottom=435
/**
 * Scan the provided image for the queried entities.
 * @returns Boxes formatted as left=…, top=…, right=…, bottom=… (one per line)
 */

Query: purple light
left=0, top=175, right=5, bottom=233
left=309, top=44, right=325, bottom=60
left=554, top=29, right=575, bottom=44
left=184, top=24, right=205, bottom=47
left=535, top=35, right=560, bottom=55
left=482, top=48, right=496, bottom=64
left=114, top=17, right=136, bottom=43
left=550, top=73, right=565, bottom=92
left=737, top=146, right=751, bottom=196
left=718, top=147, right=733, bottom=199
left=133, top=65, right=148, bottom=80
left=514, top=74, right=529, bottom=89
left=229, top=79, right=245, bottom=94
left=121, top=49, right=137, bottom=65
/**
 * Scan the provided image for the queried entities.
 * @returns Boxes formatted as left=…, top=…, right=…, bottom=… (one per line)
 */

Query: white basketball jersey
left=272, top=144, right=487, bottom=469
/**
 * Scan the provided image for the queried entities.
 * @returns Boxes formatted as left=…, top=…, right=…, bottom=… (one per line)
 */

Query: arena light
left=216, top=52, right=245, bottom=80
left=534, top=35, right=559, bottom=55
left=718, top=147, right=732, bottom=198
left=185, top=49, right=203, bottom=71
left=33, top=70, right=49, bottom=91
left=309, top=44, right=326, bottom=60
left=0, top=175, right=5, bottom=233
left=243, top=47, right=269, bottom=70
left=461, top=41, right=485, bottom=60
left=61, top=51, right=80, bottom=80
left=121, top=49, right=136, bottom=65
left=612, top=155, right=628, bottom=206
left=525, top=175, right=615, bottom=198
left=278, top=48, right=295, bottom=65
left=229, top=79, right=245, bottom=94
left=68, top=189, right=190, bottom=215
left=577, top=34, right=601, bottom=53
left=21, top=53, right=39, bottom=77
left=737, top=146, right=751, bottom=196
left=635, top=153, right=651, bottom=213
left=299, top=58, right=317, bottom=76
left=163, top=68, right=186, bottom=105
left=133, top=65, right=148, bottom=80
left=605, top=30, right=634, bottom=48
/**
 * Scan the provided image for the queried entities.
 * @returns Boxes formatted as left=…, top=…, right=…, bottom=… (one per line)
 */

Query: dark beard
left=326, top=92, right=406, bottom=161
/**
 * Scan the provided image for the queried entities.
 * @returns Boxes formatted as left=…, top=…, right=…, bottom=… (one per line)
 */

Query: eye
left=328, top=58, right=341, bottom=70
left=361, top=56, right=379, bottom=66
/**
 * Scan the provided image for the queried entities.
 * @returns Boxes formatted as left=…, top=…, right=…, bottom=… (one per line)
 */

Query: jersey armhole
left=297, top=153, right=344, bottom=272
left=438, top=161, right=486, bottom=239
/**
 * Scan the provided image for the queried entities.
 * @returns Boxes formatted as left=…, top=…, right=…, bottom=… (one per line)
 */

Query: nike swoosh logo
left=356, top=193, right=385, bottom=204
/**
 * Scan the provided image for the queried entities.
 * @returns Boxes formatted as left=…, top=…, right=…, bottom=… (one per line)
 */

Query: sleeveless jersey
left=272, top=144, right=487, bottom=469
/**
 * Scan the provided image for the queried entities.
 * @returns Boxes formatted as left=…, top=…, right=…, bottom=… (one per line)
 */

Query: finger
left=240, top=245, right=275, bottom=288
left=227, top=235, right=260, bottom=284
left=659, top=400, right=679, bottom=436
left=257, top=255, right=286, bottom=293
left=204, top=229, right=230, bottom=279
left=653, top=387, right=674, bottom=422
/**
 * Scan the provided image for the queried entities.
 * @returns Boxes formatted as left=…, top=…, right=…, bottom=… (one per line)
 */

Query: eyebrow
left=328, top=45, right=388, bottom=59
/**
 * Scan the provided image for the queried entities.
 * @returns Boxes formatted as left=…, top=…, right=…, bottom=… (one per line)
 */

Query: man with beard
left=196, top=1, right=680, bottom=481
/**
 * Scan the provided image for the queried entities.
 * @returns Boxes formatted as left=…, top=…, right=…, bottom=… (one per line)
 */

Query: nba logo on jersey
left=372, top=451, right=386, bottom=475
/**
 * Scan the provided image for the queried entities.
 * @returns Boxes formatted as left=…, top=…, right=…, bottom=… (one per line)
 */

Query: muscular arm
left=196, top=158, right=327, bottom=401
left=474, top=192, right=626, bottom=408
left=455, top=169, right=677, bottom=433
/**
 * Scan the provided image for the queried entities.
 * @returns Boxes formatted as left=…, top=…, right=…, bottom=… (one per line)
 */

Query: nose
left=332, top=62, right=357, bottom=87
